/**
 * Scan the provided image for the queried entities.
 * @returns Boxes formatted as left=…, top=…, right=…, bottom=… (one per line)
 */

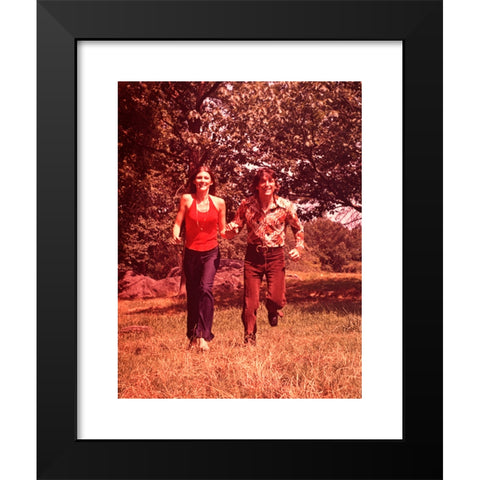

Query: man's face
left=256, top=174, right=276, bottom=196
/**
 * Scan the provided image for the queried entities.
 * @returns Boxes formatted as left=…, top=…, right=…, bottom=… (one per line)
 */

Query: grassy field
left=118, top=271, right=361, bottom=399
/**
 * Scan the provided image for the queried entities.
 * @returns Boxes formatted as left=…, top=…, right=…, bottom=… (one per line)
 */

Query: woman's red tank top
left=185, top=196, right=219, bottom=251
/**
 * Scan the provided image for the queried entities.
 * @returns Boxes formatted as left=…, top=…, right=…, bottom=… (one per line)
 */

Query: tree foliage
left=304, top=218, right=362, bottom=272
left=118, top=82, right=362, bottom=277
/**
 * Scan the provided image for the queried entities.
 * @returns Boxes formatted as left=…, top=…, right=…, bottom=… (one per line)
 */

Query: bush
left=304, top=218, right=361, bottom=272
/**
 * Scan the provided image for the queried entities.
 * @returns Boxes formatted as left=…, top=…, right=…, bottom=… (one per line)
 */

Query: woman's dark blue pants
left=183, top=246, right=220, bottom=341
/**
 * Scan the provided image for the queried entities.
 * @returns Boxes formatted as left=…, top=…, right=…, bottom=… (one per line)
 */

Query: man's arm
left=286, top=203, right=305, bottom=260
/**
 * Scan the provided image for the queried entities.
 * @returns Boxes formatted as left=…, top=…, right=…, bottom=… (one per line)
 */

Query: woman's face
left=194, top=170, right=213, bottom=192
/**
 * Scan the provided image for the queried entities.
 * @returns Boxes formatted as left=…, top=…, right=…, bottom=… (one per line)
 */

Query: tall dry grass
left=118, top=272, right=361, bottom=399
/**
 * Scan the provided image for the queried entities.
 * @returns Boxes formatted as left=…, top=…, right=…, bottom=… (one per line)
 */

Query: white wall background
left=1, top=0, right=478, bottom=478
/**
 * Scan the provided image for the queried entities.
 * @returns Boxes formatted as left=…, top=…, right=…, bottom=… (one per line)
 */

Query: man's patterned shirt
left=228, top=195, right=305, bottom=250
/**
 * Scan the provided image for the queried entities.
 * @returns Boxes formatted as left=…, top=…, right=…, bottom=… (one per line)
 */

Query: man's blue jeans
left=242, top=245, right=286, bottom=337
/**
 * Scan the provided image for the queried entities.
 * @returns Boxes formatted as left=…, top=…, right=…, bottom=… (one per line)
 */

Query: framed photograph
left=38, top=1, right=442, bottom=479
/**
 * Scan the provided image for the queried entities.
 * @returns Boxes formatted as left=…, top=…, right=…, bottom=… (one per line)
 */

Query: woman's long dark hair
left=187, top=165, right=216, bottom=195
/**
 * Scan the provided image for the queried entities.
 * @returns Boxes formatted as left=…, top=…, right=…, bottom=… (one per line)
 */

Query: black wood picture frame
left=37, top=1, right=442, bottom=478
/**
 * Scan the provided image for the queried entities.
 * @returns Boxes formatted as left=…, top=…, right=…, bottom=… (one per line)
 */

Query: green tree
left=118, top=82, right=362, bottom=278
left=304, top=218, right=362, bottom=272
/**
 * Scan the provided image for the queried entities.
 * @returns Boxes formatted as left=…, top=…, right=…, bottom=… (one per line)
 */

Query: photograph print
left=117, top=81, right=362, bottom=399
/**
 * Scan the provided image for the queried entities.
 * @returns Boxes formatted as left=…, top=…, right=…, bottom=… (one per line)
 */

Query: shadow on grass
left=122, top=302, right=187, bottom=316
left=285, top=277, right=361, bottom=315
left=290, top=300, right=361, bottom=316
left=121, top=275, right=361, bottom=317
